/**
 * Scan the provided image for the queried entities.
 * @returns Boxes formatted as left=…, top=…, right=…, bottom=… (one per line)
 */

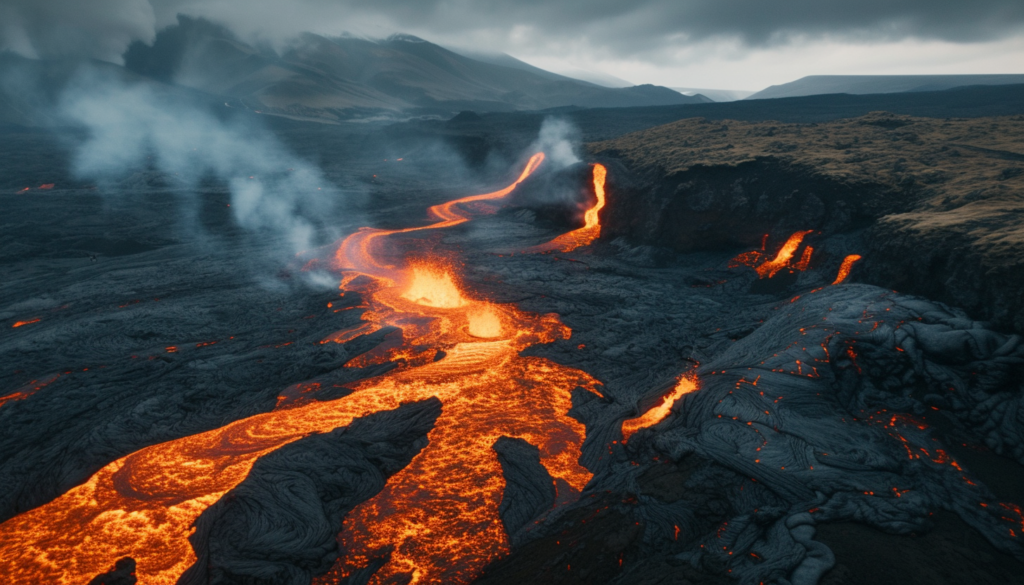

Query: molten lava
left=793, top=246, right=814, bottom=272
left=12, top=318, right=41, bottom=328
left=754, top=230, right=813, bottom=278
left=402, top=265, right=466, bottom=308
left=621, top=376, right=698, bottom=442
left=0, top=152, right=599, bottom=585
left=729, top=231, right=823, bottom=279
left=467, top=307, right=503, bottom=338
left=832, top=254, right=862, bottom=285
left=530, top=164, right=607, bottom=253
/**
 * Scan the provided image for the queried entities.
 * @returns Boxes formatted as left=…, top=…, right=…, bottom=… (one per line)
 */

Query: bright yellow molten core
left=468, top=307, right=503, bottom=338
left=402, top=268, right=465, bottom=308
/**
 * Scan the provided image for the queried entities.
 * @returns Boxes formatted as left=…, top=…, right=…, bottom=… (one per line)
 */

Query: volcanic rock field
left=2, top=99, right=1024, bottom=585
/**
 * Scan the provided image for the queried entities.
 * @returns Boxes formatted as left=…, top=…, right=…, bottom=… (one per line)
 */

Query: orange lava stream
left=317, top=153, right=596, bottom=583
left=754, top=230, right=813, bottom=278
left=12, top=318, right=41, bottom=328
left=335, top=153, right=545, bottom=286
left=621, top=376, right=699, bottom=442
left=793, top=246, right=814, bottom=272
left=832, top=254, right=862, bottom=285
left=728, top=231, right=818, bottom=278
left=0, top=153, right=597, bottom=585
left=528, top=163, right=607, bottom=253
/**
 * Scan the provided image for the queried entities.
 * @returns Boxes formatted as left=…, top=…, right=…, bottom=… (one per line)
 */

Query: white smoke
left=60, top=68, right=341, bottom=255
left=528, top=118, right=580, bottom=170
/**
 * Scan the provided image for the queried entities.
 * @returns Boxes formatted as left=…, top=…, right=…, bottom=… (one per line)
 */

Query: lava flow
left=731, top=231, right=864, bottom=287
left=621, top=376, right=698, bottom=442
left=0, top=153, right=600, bottom=585
left=832, top=254, right=862, bottom=285
left=729, top=230, right=815, bottom=278
left=529, top=163, right=606, bottom=253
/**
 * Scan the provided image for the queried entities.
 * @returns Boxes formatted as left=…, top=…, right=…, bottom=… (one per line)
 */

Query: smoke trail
left=527, top=117, right=580, bottom=170
left=58, top=67, right=343, bottom=256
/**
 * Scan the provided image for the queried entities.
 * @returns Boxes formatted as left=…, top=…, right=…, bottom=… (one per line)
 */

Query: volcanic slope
left=121, top=16, right=702, bottom=121
left=588, top=113, right=1024, bottom=333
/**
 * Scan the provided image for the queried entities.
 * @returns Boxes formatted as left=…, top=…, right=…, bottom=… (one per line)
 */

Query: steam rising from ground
left=528, top=118, right=580, bottom=171
left=59, top=69, right=343, bottom=256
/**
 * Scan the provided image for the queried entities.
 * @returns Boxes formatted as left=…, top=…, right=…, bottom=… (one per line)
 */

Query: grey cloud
left=4, top=0, right=1024, bottom=64
left=0, top=0, right=155, bottom=62
left=157, top=0, right=1024, bottom=49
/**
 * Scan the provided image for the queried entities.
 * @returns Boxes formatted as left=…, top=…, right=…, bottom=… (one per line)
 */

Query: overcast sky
left=2, top=0, right=1023, bottom=90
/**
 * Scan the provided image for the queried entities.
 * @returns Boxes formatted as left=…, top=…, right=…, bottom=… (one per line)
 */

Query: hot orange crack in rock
left=621, top=376, right=699, bottom=442
left=0, top=153, right=597, bottom=585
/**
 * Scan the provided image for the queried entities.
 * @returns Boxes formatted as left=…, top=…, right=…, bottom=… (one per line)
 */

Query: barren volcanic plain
left=2, top=84, right=1024, bottom=585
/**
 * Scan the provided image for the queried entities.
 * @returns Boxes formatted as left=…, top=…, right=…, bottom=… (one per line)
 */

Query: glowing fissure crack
left=0, top=153, right=600, bottom=585
left=621, top=375, right=699, bottom=442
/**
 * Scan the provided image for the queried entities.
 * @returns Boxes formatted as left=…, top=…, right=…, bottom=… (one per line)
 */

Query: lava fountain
left=0, top=153, right=601, bottom=585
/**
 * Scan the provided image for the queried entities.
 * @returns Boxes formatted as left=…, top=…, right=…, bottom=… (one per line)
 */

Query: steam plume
left=528, top=118, right=580, bottom=170
left=60, top=68, right=342, bottom=256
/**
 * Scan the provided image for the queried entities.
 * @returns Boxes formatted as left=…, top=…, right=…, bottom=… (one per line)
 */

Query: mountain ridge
left=121, top=16, right=706, bottom=121
left=748, top=74, right=1024, bottom=100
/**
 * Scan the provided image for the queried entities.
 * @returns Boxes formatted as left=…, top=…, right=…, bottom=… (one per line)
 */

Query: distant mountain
left=747, top=74, right=1024, bottom=100
left=0, top=52, right=211, bottom=127
left=671, top=88, right=755, bottom=102
left=550, top=67, right=634, bottom=89
left=122, top=16, right=704, bottom=121
left=443, top=49, right=572, bottom=83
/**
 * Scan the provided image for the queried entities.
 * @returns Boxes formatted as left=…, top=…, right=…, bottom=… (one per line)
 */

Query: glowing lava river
left=0, top=154, right=622, bottom=584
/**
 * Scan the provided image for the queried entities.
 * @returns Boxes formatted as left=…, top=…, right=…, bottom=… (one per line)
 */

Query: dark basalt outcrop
left=493, top=436, right=556, bottom=544
left=89, top=558, right=137, bottom=585
left=179, top=398, right=441, bottom=585
left=485, top=281, right=1024, bottom=584
left=589, top=113, right=1024, bottom=333
left=597, top=156, right=894, bottom=252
